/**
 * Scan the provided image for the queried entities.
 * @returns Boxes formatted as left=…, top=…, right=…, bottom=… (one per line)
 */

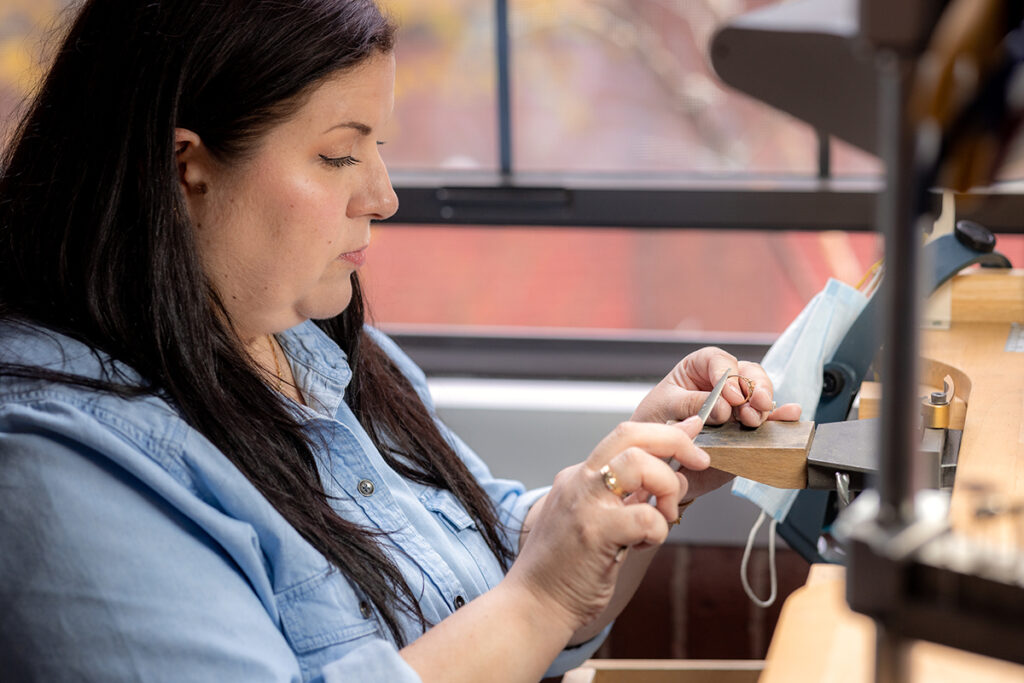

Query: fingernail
left=681, top=415, right=703, bottom=435
left=697, top=449, right=711, bottom=468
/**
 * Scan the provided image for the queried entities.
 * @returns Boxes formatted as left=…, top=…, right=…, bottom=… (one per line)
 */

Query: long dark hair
left=0, top=0, right=513, bottom=646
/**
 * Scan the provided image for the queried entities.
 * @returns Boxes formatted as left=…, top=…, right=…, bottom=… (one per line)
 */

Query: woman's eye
left=319, top=154, right=361, bottom=168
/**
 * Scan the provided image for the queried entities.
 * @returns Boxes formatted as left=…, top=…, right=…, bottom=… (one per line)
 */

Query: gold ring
left=600, top=464, right=628, bottom=499
left=731, top=374, right=756, bottom=406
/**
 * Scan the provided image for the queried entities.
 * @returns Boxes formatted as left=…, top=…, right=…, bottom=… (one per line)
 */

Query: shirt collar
left=275, top=320, right=352, bottom=420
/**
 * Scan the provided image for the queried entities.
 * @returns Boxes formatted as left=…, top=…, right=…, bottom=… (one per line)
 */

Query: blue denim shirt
left=0, top=320, right=607, bottom=681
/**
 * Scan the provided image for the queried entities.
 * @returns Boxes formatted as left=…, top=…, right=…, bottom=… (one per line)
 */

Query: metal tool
left=697, top=370, right=733, bottom=426
left=666, top=370, right=733, bottom=475
left=665, top=369, right=732, bottom=428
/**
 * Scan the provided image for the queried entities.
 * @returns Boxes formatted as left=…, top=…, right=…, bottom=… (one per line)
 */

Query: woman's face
left=180, top=52, right=398, bottom=341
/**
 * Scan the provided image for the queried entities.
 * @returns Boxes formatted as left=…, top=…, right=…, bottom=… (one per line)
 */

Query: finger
left=666, top=389, right=715, bottom=423
left=603, top=448, right=681, bottom=520
left=705, top=392, right=735, bottom=425
left=674, top=471, right=691, bottom=502
left=736, top=360, right=775, bottom=414
left=736, top=399, right=803, bottom=426
left=678, top=347, right=739, bottom=393
left=643, top=469, right=692, bottom=508
left=614, top=502, right=670, bottom=551
left=703, top=354, right=746, bottom=405
left=668, top=416, right=711, bottom=471
left=665, top=390, right=731, bottom=426
left=735, top=402, right=764, bottom=428
left=623, top=486, right=651, bottom=505
left=768, top=402, right=802, bottom=422
left=674, top=414, right=703, bottom=439
left=589, top=421, right=709, bottom=472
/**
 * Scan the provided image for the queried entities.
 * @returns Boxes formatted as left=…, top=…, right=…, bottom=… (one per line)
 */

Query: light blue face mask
left=731, top=278, right=869, bottom=522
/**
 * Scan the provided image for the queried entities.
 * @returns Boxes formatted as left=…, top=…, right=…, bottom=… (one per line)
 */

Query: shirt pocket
left=277, top=567, right=382, bottom=677
left=418, top=487, right=477, bottom=534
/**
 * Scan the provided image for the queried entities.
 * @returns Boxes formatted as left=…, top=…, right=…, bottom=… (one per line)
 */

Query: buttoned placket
left=306, top=412, right=474, bottom=622
left=280, top=325, right=491, bottom=626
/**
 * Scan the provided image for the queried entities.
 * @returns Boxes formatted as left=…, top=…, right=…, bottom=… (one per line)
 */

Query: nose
left=351, top=155, right=399, bottom=222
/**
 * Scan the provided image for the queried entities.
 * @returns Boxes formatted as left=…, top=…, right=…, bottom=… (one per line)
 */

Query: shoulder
left=363, top=325, right=433, bottom=406
left=0, top=320, right=103, bottom=376
left=364, top=326, right=425, bottom=382
left=0, top=321, right=203, bottom=492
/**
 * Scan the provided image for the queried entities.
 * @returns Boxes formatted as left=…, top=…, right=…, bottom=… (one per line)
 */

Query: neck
left=247, top=333, right=305, bottom=405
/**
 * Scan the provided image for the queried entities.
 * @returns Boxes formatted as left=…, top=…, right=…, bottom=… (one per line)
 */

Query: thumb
left=672, top=390, right=728, bottom=425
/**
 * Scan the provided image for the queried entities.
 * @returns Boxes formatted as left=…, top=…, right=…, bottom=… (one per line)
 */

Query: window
left=377, top=0, right=884, bottom=347
left=373, top=0, right=1022, bottom=364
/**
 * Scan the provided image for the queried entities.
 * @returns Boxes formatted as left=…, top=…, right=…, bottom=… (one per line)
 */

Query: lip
left=338, top=246, right=367, bottom=267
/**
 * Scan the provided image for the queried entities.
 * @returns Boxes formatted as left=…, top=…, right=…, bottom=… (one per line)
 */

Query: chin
left=299, top=289, right=354, bottom=322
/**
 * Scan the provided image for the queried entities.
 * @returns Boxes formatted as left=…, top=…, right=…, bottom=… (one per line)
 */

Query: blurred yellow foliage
left=0, top=0, right=68, bottom=97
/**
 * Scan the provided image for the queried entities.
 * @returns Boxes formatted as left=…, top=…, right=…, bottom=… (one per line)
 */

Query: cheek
left=265, top=177, right=344, bottom=249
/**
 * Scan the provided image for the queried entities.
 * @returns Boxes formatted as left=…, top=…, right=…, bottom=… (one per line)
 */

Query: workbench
left=563, top=269, right=1024, bottom=683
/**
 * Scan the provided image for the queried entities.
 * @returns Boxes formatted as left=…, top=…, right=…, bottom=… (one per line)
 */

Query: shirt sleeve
left=321, top=640, right=422, bottom=683
left=0, top=419, right=303, bottom=681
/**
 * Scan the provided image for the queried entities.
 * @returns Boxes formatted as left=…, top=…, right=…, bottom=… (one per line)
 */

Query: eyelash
left=319, top=154, right=360, bottom=168
left=319, top=143, right=386, bottom=169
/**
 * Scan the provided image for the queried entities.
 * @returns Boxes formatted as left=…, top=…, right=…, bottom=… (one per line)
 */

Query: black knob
left=822, top=367, right=845, bottom=398
left=954, top=220, right=996, bottom=253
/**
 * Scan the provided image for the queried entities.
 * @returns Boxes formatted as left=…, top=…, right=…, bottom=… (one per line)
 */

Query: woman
left=0, top=1, right=797, bottom=681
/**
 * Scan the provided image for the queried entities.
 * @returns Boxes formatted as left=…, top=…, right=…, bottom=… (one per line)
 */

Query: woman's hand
left=505, top=418, right=709, bottom=637
left=630, top=346, right=802, bottom=500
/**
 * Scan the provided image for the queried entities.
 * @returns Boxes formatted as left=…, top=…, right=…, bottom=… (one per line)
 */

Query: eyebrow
left=322, top=121, right=373, bottom=135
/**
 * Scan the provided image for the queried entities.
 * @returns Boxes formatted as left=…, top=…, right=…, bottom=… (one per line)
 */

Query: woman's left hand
left=630, top=346, right=802, bottom=500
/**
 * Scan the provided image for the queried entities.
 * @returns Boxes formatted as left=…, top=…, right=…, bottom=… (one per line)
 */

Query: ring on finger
left=600, top=465, right=628, bottom=499
left=730, top=374, right=756, bottom=406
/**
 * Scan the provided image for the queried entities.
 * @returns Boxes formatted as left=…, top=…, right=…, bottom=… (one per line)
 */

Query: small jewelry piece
left=770, top=400, right=777, bottom=412
left=613, top=545, right=628, bottom=563
left=671, top=498, right=695, bottom=526
left=267, top=335, right=283, bottom=392
left=599, top=464, right=628, bottom=499
left=732, top=374, right=756, bottom=405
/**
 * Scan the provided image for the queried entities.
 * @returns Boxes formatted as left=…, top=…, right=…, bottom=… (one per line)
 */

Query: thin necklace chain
left=267, top=334, right=283, bottom=392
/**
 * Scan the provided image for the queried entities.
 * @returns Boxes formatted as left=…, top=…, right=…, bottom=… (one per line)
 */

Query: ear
left=174, top=128, right=210, bottom=197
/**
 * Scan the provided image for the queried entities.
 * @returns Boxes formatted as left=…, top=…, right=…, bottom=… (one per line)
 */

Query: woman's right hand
left=504, top=417, right=710, bottom=636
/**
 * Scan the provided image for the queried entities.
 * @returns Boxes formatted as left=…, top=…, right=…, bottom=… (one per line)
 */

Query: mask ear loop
left=740, top=510, right=778, bottom=608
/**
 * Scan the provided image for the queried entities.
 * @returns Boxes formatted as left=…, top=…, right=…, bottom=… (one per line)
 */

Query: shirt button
left=453, top=595, right=466, bottom=610
left=359, top=601, right=372, bottom=619
left=357, top=479, right=375, bottom=496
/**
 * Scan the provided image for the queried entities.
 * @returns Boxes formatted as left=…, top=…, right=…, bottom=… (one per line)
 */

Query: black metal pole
left=875, top=52, right=920, bottom=530
left=495, top=0, right=513, bottom=179
left=817, top=129, right=831, bottom=179
left=871, top=48, right=922, bottom=683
